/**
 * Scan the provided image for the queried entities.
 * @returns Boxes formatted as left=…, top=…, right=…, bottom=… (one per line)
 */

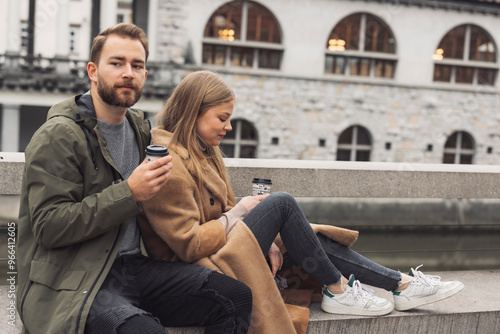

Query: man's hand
left=237, top=194, right=268, bottom=212
left=128, top=155, right=173, bottom=203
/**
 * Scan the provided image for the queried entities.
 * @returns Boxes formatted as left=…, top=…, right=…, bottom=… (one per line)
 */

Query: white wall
left=181, top=0, right=500, bottom=88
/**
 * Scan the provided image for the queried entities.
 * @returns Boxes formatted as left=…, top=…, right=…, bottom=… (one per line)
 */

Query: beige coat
left=139, top=127, right=359, bottom=334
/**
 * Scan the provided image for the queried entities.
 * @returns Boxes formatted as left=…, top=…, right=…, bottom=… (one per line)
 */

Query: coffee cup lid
left=252, top=178, right=272, bottom=185
left=146, top=145, right=169, bottom=156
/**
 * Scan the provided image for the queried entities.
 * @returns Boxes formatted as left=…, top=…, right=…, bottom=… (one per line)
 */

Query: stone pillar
left=55, top=0, right=71, bottom=75
left=101, top=0, right=118, bottom=31
left=56, top=0, right=70, bottom=57
left=147, top=0, right=158, bottom=61
left=6, top=0, right=21, bottom=53
left=1, top=105, right=21, bottom=152
left=4, top=0, right=21, bottom=70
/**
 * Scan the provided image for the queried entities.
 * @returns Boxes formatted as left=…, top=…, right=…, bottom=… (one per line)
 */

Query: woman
left=139, top=70, right=464, bottom=333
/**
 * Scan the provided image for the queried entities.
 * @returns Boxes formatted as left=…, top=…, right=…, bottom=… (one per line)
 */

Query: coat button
left=210, top=198, right=215, bottom=206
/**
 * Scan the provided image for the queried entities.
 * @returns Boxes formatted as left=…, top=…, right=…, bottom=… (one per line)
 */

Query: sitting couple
left=18, top=23, right=462, bottom=334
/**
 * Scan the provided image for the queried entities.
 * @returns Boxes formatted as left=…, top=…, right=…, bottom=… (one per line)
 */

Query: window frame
left=220, top=119, right=259, bottom=158
left=443, top=131, right=475, bottom=164
left=336, top=125, right=372, bottom=161
left=433, top=24, right=498, bottom=86
left=325, top=13, right=397, bottom=79
left=202, top=1, right=284, bottom=71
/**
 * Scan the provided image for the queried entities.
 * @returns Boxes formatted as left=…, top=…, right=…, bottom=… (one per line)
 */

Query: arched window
left=220, top=119, right=258, bottom=158
left=443, top=131, right=474, bottom=164
left=433, top=25, right=497, bottom=86
left=325, top=13, right=397, bottom=78
left=202, top=1, right=283, bottom=70
left=336, top=125, right=372, bottom=161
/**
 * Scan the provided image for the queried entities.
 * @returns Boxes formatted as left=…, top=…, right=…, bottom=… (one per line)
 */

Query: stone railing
left=0, top=54, right=178, bottom=98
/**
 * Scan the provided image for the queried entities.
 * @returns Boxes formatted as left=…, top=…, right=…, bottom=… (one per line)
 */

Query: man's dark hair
left=90, top=23, right=149, bottom=64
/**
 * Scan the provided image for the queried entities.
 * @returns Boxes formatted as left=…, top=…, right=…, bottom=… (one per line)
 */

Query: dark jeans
left=85, top=253, right=252, bottom=334
left=243, top=192, right=401, bottom=291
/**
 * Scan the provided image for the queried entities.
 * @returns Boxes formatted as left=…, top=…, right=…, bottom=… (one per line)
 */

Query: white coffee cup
left=145, top=145, right=169, bottom=162
left=252, top=178, right=272, bottom=196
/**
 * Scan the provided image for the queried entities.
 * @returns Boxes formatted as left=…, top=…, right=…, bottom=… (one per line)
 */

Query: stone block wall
left=221, top=73, right=500, bottom=163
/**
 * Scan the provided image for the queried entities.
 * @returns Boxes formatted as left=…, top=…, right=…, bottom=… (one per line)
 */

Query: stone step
left=2, top=270, right=498, bottom=334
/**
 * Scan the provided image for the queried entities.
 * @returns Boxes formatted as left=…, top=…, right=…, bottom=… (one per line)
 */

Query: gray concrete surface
left=2, top=270, right=499, bottom=334
left=3, top=153, right=500, bottom=198
left=224, top=158, right=500, bottom=199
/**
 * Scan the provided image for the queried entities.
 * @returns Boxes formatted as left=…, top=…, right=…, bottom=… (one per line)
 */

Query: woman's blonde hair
left=157, top=70, right=235, bottom=196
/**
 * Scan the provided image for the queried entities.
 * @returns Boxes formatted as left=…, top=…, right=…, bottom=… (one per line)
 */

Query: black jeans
left=243, top=192, right=401, bottom=291
left=85, top=253, right=252, bottom=334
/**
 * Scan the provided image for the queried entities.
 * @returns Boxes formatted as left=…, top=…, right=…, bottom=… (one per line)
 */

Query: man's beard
left=97, top=74, right=143, bottom=108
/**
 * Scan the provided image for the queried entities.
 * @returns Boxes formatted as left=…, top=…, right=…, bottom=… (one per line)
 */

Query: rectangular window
left=374, top=59, right=395, bottom=78
left=230, top=47, right=253, bottom=67
left=433, top=65, right=452, bottom=82
left=325, top=55, right=346, bottom=75
left=455, top=66, right=474, bottom=84
left=258, top=49, right=281, bottom=69
left=349, top=58, right=371, bottom=76
left=477, top=68, right=497, bottom=86
left=202, top=44, right=226, bottom=65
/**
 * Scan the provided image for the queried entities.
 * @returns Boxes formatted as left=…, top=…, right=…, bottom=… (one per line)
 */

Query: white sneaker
left=393, top=265, right=464, bottom=311
left=321, top=275, right=394, bottom=316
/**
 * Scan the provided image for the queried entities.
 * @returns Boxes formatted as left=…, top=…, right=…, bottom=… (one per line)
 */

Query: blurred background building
left=1, top=0, right=500, bottom=164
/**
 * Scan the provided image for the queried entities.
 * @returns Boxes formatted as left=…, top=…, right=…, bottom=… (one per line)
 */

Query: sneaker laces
left=410, top=265, right=441, bottom=286
left=350, top=279, right=375, bottom=299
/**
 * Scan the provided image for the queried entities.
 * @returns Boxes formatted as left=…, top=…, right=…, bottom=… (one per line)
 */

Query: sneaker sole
left=394, top=281, right=464, bottom=311
left=321, top=301, right=394, bottom=316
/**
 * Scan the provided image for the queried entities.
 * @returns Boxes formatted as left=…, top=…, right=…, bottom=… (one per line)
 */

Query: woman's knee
left=265, top=192, right=297, bottom=207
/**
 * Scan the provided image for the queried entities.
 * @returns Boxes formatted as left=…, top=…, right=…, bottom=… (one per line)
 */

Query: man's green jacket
left=16, top=95, right=151, bottom=334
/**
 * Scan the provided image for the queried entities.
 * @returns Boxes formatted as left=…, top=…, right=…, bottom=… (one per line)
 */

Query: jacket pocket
left=29, top=260, right=86, bottom=290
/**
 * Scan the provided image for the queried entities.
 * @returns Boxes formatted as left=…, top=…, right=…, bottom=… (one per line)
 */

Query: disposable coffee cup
left=145, top=145, right=169, bottom=162
left=252, top=178, right=272, bottom=196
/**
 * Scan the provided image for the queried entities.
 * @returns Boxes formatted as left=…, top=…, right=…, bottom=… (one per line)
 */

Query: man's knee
left=203, top=272, right=252, bottom=332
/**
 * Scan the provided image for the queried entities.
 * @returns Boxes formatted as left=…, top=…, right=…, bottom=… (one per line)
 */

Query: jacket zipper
left=74, top=224, right=122, bottom=334
left=19, top=280, right=34, bottom=320
left=73, top=113, right=148, bottom=333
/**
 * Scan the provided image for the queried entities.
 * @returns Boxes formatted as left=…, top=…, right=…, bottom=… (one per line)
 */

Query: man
left=17, top=23, right=252, bottom=334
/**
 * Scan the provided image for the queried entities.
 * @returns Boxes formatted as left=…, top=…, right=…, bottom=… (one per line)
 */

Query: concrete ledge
left=2, top=270, right=498, bottom=333
left=225, top=158, right=500, bottom=198
left=3, top=152, right=500, bottom=198
left=0, top=153, right=24, bottom=195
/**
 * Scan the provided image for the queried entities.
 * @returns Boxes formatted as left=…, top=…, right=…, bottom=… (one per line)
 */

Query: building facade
left=1, top=0, right=500, bottom=165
